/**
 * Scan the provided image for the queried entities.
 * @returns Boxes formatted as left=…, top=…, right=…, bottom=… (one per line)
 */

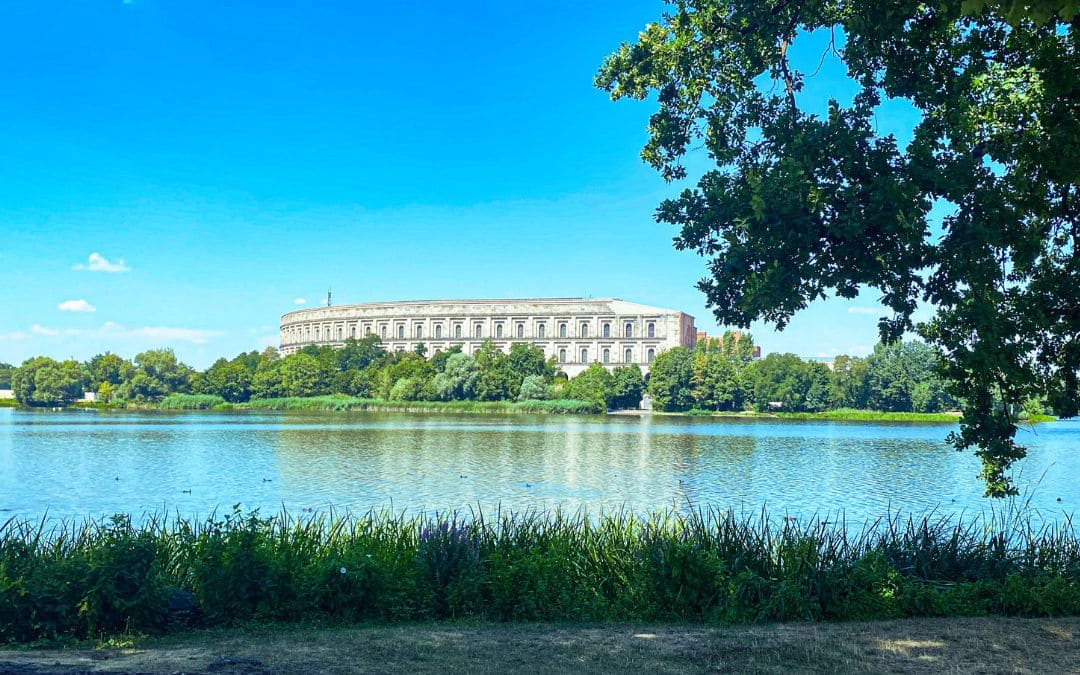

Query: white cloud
left=58, top=299, right=96, bottom=313
left=30, top=324, right=60, bottom=336
left=97, top=323, right=220, bottom=344
left=0, top=330, right=28, bottom=342
left=294, top=298, right=307, bottom=305
left=847, top=306, right=879, bottom=315
left=73, top=252, right=130, bottom=273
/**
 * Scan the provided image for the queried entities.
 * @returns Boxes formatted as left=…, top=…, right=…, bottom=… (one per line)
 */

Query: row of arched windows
left=286, top=320, right=658, bottom=343
left=556, top=347, right=656, bottom=365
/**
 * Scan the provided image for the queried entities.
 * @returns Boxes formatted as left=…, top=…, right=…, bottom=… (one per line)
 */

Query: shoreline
left=3, top=398, right=1059, bottom=424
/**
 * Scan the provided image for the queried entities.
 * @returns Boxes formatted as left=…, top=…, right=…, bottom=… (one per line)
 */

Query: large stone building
left=279, top=298, right=696, bottom=376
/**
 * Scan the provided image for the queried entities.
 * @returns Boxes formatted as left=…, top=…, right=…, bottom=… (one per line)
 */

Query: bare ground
left=1, top=617, right=1078, bottom=674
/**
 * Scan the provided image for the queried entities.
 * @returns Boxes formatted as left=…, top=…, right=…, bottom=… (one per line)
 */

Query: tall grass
left=220, top=396, right=601, bottom=414
left=2, top=505, right=1078, bottom=642
left=158, top=394, right=226, bottom=410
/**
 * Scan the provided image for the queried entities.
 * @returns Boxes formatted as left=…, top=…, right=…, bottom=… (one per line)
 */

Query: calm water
left=0, top=408, right=1076, bottom=525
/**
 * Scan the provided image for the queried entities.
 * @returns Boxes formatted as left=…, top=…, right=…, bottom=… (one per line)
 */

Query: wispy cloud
left=58, top=299, right=96, bottom=313
left=294, top=298, right=307, bottom=305
left=6, top=322, right=220, bottom=345
left=30, top=324, right=60, bottom=336
left=97, top=323, right=220, bottom=344
left=0, top=330, right=28, bottom=342
left=73, top=252, right=130, bottom=273
left=847, top=306, right=879, bottom=315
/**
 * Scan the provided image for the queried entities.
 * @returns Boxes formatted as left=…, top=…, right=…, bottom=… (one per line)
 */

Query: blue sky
left=1, top=1, right=925, bottom=369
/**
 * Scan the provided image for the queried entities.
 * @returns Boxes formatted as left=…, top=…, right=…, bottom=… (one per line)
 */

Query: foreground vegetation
left=3, top=617, right=1079, bottom=674
left=2, top=506, right=1079, bottom=644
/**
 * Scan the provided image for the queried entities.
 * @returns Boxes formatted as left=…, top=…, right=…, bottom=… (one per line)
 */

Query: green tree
left=565, top=363, right=616, bottom=409
left=517, top=374, right=549, bottom=401
left=610, top=365, right=645, bottom=410
left=432, top=352, right=480, bottom=401
left=251, top=359, right=284, bottom=399
left=506, top=343, right=556, bottom=381
left=828, top=355, right=870, bottom=409
left=0, top=363, right=13, bottom=389
left=119, top=349, right=193, bottom=401
left=85, top=353, right=131, bottom=390
left=12, top=357, right=87, bottom=406
left=646, top=348, right=695, bottom=411
left=598, top=0, right=1079, bottom=495
left=748, top=353, right=821, bottom=412
left=473, top=342, right=518, bottom=401
left=335, top=335, right=385, bottom=372
left=279, top=353, right=332, bottom=398
left=197, top=358, right=254, bottom=403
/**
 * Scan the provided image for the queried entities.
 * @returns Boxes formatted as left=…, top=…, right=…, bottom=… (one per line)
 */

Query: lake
left=0, top=408, right=1076, bottom=526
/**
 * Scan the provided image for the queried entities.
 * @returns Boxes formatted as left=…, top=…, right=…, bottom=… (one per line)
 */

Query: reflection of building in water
left=280, top=297, right=696, bottom=377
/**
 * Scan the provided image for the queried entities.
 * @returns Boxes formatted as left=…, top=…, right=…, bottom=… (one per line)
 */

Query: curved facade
left=280, top=298, right=696, bottom=376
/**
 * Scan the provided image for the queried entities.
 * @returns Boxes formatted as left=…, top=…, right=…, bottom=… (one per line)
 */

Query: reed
left=219, top=396, right=601, bottom=414
left=1, top=505, right=1077, bottom=643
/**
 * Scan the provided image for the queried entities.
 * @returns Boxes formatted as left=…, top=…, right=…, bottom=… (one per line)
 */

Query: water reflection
left=0, top=408, right=1076, bottom=526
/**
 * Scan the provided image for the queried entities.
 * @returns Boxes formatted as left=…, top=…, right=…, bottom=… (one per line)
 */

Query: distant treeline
left=647, top=338, right=961, bottom=414
left=5, top=336, right=645, bottom=412
left=6, top=333, right=1048, bottom=416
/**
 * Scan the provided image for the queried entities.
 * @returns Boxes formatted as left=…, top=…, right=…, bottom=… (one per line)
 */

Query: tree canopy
left=598, top=0, right=1079, bottom=496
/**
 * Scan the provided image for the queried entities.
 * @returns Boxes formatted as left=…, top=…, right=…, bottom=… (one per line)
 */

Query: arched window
left=558, top=348, right=566, bottom=363
left=435, top=325, right=442, bottom=339
left=475, top=324, right=483, bottom=339
left=454, top=325, right=462, bottom=339
left=337, top=326, right=343, bottom=339
left=538, top=324, right=545, bottom=338
left=625, top=322, right=633, bottom=338
left=314, top=327, right=320, bottom=340
left=647, top=323, right=656, bottom=338
left=602, top=348, right=610, bottom=363
left=350, top=326, right=356, bottom=338
left=602, top=323, right=610, bottom=338
left=647, top=348, right=655, bottom=363
left=580, top=348, right=588, bottom=363
left=415, top=325, right=423, bottom=339
left=516, top=324, right=524, bottom=339
left=496, top=324, right=504, bottom=338
left=580, top=323, right=589, bottom=338
left=559, top=323, right=567, bottom=338
left=381, top=326, right=387, bottom=339
left=398, top=325, right=405, bottom=339
left=624, top=348, right=633, bottom=363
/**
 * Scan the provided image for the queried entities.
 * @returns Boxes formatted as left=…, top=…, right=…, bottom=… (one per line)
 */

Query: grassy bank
left=777, top=409, right=961, bottom=422
left=206, top=395, right=602, bottom=414
left=0, top=399, right=17, bottom=408
left=4, top=617, right=1079, bottom=674
left=662, top=408, right=961, bottom=422
left=2, top=506, right=1078, bottom=644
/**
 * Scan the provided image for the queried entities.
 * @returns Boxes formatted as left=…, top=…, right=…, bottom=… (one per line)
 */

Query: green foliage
left=119, top=350, right=193, bottom=402
left=564, top=363, right=616, bottom=410
left=0, top=363, right=12, bottom=390
left=517, top=374, right=549, bottom=401
left=610, top=365, right=645, bottom=410
left=3, top=506, right=1079, bottom=642
left=12, top=357, right=87, bottom=407
left=647, top=347, right=695, bottom=411
left=597, top=0, right=1079, bottom=495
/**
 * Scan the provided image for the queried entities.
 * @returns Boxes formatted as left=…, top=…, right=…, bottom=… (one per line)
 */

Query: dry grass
left=1, top=617, right=1079, bottom=674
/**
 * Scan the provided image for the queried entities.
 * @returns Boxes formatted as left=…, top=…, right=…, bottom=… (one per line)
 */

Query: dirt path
left=1, top=617, right=1078, bottom=674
